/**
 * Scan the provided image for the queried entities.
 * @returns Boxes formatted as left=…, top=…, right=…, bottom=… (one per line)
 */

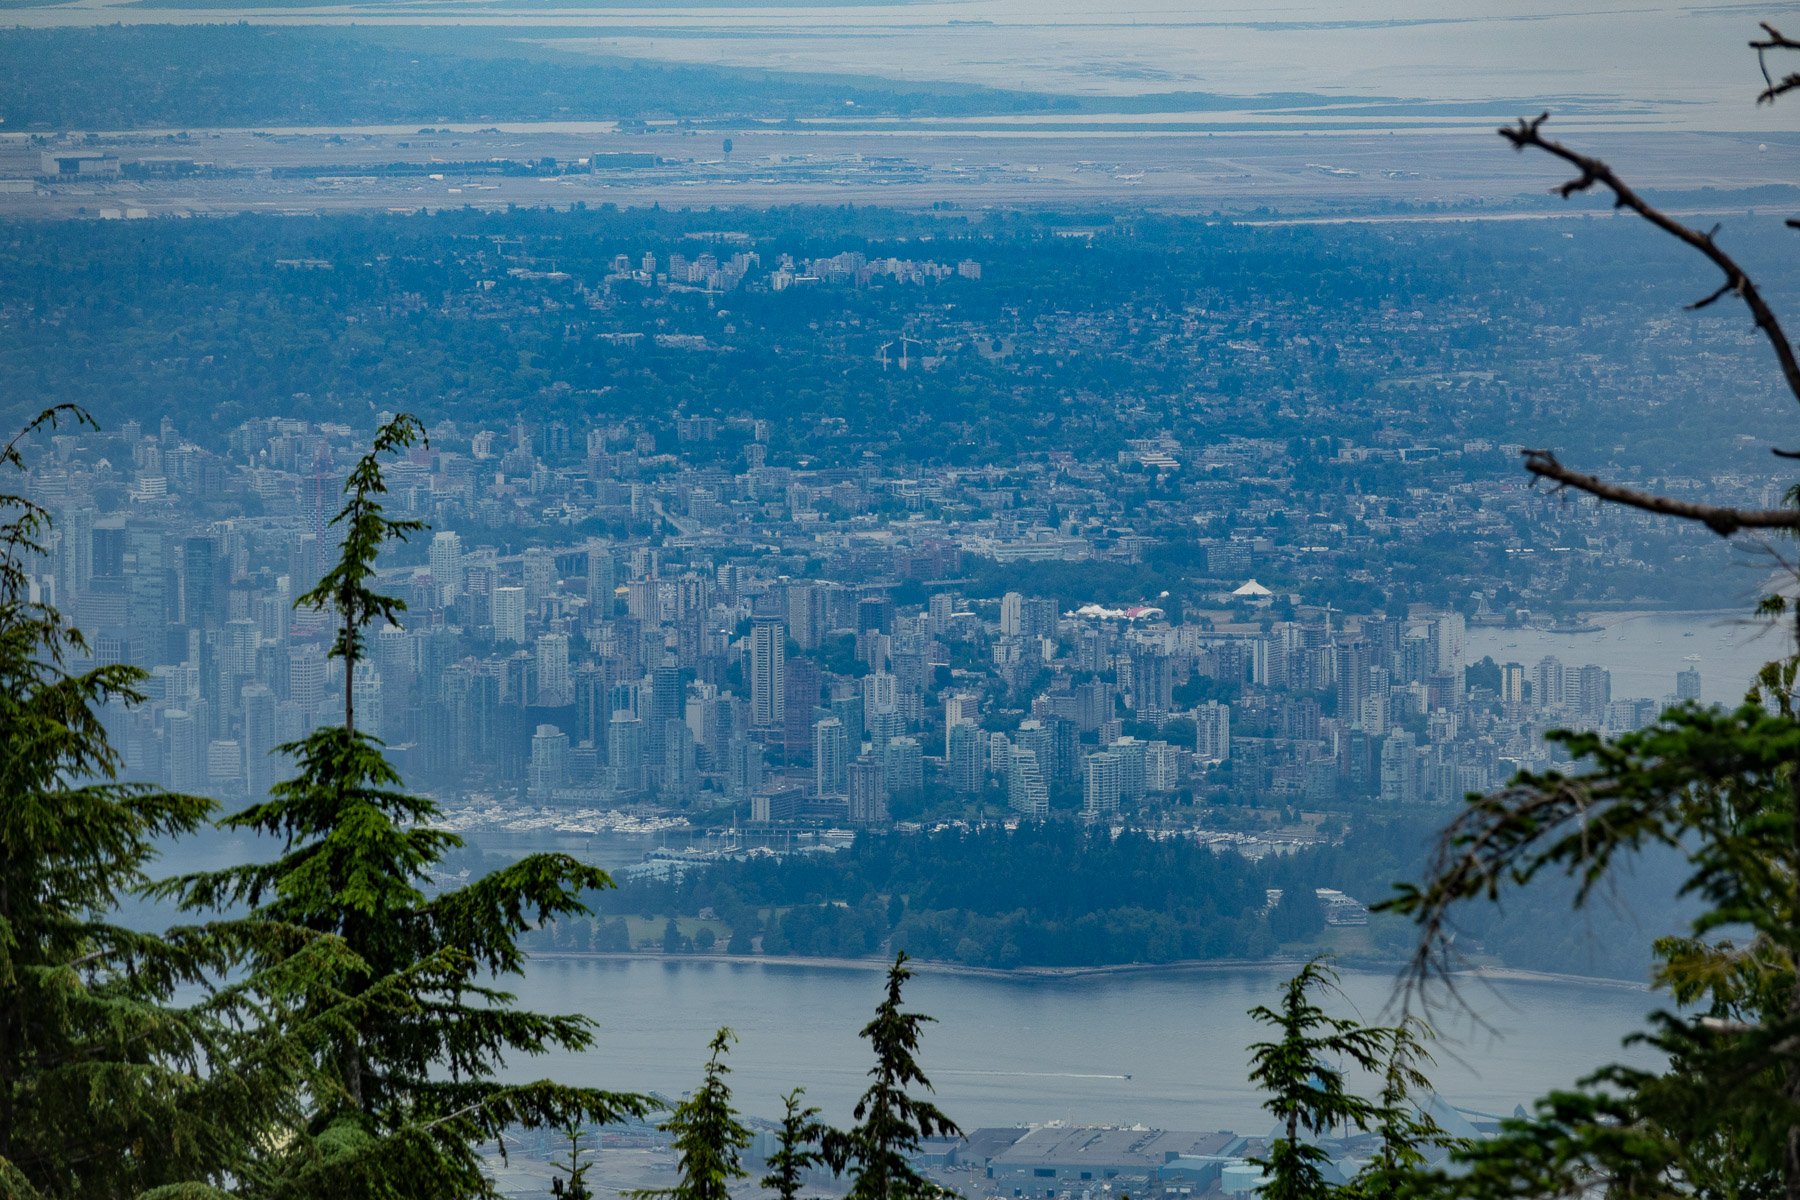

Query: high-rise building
left=783, top=658, right=820, bottom=765
left=428, top=530, right=464, bottom=603
left=1022, top=596, right=1058, bottom=642
left=1576, top=664, right=1612, bottom=722
left=164, top=709, right=199, bottom=792
left=787, top=583, right=825, bottom=650
left=1380, top=731, right=1420, bottom=806
left=286, top=643, right=326, bottom=717
left=1130, top=649, right=1172, bottom=717
left=749, top=616, right=786, bottom=729
left=585, top=540, right=616, bottom=610
left=536, top=632, right=572, bottom=706
left=1007, top=747, right=1049, bottom=820
left=352, top=667, right=384, bottom=741
left=829, top=693, right=865, bottom=752
left=207, top=739, right=243, bottom=791
left=522, top=547, right=557, bottom=607
left=1431, top=612, right=1467, bottom=674
left=928, top=592, right=955, bottom=635
left=1335, top=640, right=1371, bottom=730
left=849, top=757, right=887, bottom=823
left=1110, top=736, right=1147, bottom=800
left=183, top=534, right=222, bottom=630
left=648, top=663, right=685, bottom=765
left=1195, top=700, right=1231, bottom=763
left=493, top=586, right=527, bottom=644
left=608, top=714, right=643, bottom=793
left=813, top=716, right=850, bottom=797
left=1676, top=664, right=1703, bottom=702
left=884, top=736, right=923, bottom=805
left=944, top=692, right=977, bottom=751
left=863, top=670, right=899, bottom=717
left=1500, top=661, right=1528, bottom=707
left=528, top=724, right=570, bottom=801
left=1083, top=751, right=1122, bottom=821
left=575, top=664, right=612, bottom=747
left=1144, top=740, right=1180, bottom=793
left=999, top=591, right=1025, bottom=638
left=1533, top=656, right=1567, bottom=710
left=948, top=720, right=985, bottom=793
left=857, top=594, right=893, bottom=635
left=727, top=735, right=764, bottom=797
left=241, top=682, right=279, bottom=797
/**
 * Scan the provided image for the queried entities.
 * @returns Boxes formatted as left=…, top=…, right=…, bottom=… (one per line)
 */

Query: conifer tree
left=1343, top=1017, right=1450, bottom=1200
left=0, top=406, right=364, bottom=1199
left=163, top=414, right=650, bottom=1198
left=0, top=404, right=218, bottom=1197
left=549, top=1125, right=596, bottom=1200
left=632, top=1028, right=752, bottom=1200
left=824, top=953, right=961, bottom=1200
left=762, top=1088, right=827, bottom=1200
left=1246, top=959, right=1394, bottom=1200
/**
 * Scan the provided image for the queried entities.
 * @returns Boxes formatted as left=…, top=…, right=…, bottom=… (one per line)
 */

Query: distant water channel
left=144, top=610, right=1738, bottom=1134
left=1464, top=609, right=1786, bottom=707
left=505, top=957, right=1657, bottom=1131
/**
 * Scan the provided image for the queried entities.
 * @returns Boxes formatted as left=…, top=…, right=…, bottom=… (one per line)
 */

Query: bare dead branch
left=1523, top=449, right=1800, bottom=536
left=1753, top=23, right=1800, bottom=103
left=1500, top=113, right=1800, bottom=411
left=1691, top=281, right=1736, bottom=311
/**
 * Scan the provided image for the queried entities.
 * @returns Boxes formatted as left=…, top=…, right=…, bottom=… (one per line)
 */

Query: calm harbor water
left=504, top=956, right=1657, bottom=1131
left=1464, top=609, right=1788, bottom=707
left=139, top=610, right=1733, bottom=1134
left=14, top=0, right=1798, bottom=134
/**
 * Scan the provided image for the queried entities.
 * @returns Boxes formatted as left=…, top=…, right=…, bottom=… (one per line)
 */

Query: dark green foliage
left=632, top=1029, right=752, bottom=1200
left=575, top=819, right=1656, bottom=976
left=293, top=413, right=426, bottom=734
left=824, top=954, right=961, bottom=1200
left=1247, top=959, right=1398, bottom=1200
left=594, top=824, right=1267, bottom=968
left=0, top=408, right=380, bottom=1198
left=1383, top=703, right=1800, bottom=1199
left=0, top=406, right=220, bottom=1195
left=549, top=1125, right=596, bottom=1200
left=1267, top=885, right=1326, bottom=944
left=1344, top=1017, right=1451, bottom=1200
left=162, top=415, right=651, bottom=1198
left=762, top=1089, right=828, bottom=1200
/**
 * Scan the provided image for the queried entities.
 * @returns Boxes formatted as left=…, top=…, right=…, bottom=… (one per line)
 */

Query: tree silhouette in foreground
left=824, top=953, right=962, bottom=1200
left=762, top=1088, right=828, bottom=1200
left=0, top=407, right=376, bottom=1198
left=630, top=1028, right=752, bottom=1200
left=1247, top=959, right=1449, bottom=1200
left=163, top=414, right=650, bottom=1198
left=1384, top=23, right=1800, bottom=1200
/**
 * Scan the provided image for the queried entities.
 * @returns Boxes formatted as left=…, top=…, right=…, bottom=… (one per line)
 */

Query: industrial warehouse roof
left=990, top=1127, right=1240, bottom=1170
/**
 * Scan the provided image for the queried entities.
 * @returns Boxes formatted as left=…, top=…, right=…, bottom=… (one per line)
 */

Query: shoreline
left=525, top=948, right=1649, bottom=991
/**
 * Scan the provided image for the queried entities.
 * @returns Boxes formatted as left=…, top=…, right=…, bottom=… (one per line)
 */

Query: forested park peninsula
left=513, top=819, right=1671, bottom=980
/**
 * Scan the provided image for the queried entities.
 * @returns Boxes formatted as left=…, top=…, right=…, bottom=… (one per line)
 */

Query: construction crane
left=899, top=335, right=923, bottom=370
left=877, top=340, right=894, bottom=370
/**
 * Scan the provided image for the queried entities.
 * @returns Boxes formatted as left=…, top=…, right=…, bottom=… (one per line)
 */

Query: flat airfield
left=5, top=121, right=1799, bottom=220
